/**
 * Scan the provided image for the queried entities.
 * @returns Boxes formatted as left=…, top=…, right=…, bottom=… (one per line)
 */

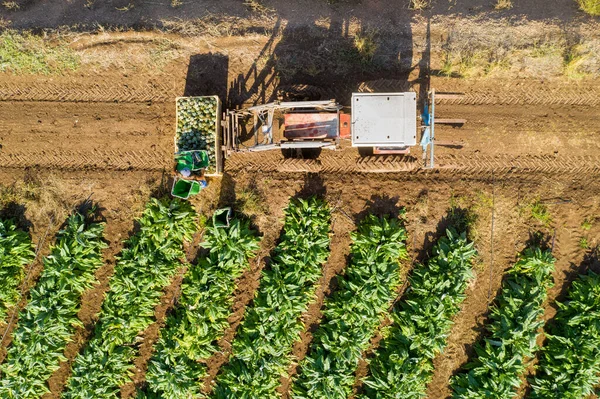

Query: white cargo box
left=351, top=92, right=417, bottom=148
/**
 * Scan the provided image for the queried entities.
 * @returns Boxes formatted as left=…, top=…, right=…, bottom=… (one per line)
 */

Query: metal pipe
left=430, top=88, right=435, bottom=168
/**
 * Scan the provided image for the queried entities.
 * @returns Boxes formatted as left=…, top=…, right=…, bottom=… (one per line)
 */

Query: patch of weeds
left=2, top=1, right=19, bottom=10
left=148, top=39, right=180, bottom=70
left=495, top=0, right=512, bottom=9
left=409, top=0, right=430, bottom=10
left=115, top=2, right=134, bottom=11
left=456, top=51, right=482, bottom=78
left=197, top=213, right=208, bottom=230
left=243, top=0, right=274, bottom=14
left=0, top=175, right=72, bottom=223
left=440, top=51, right=454, bottom=77
left=530, top=40, right=564, bottom=58
left=354, top=29, right=378, bottom=63
left=563, top=45, right=589, bottom=79
left=581, top=218, right=593, bottom=231
left=579, top=237, right=590, bottom=249
left=576, top=0, right=600, bottom=16
left=484, top=55, right=511, bottom=76
left=528, top=199, right=552, bottom=226
left=236, top=188, right=266, bottom=219
left=0, top=30, right=79, bottom=74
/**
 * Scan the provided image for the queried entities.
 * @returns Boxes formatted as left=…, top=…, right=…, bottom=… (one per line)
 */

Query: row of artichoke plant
left=291, top=214, right=409, bottom=399
left=137, top=214, right=260, bottom=399
left=64, top=198, right=197, bottom=399
left=0, top=214, right=106, bottom=399
left=451, top=246, right=555, bottom=399
left=360, top=227, right=477, bottom=399
left=0, top=218, right=35, bottom=322
left=211, top=197, right=331, bottom=399
left=529, top=270, right=600, bottom=399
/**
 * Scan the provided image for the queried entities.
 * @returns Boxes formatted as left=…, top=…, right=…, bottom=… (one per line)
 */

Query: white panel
left=351, top=92, right=417, bottom=147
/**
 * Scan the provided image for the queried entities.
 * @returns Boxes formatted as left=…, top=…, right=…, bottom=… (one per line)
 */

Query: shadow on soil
left=226, top=13, right=415, bottom=108
left=3, top=0, right=586, bottom=32
left=0, top=202, right=32, bottom=232
left=183, top=53, right=229, bottom=100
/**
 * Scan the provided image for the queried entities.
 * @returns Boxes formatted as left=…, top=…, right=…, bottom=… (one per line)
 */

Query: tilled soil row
left=1, top=80, right=599, bottom=107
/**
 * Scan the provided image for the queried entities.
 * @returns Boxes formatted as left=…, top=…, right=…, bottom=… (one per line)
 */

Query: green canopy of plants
left=529, top=270, right=600, bottom=399
left=451, top=246, right=555, bottom=399
left=0, top=219, right=34, bottom=321
left=212, top=197, right=331, bottom=399
left=360, top=228, right=477, bottom=399
left=0, top=214, right=105, bottom=399
left=292, top=214, right=408, bottom=399
left=138, top=214, right=260, bottom=399
left=64, top=198, right=196, bottom=399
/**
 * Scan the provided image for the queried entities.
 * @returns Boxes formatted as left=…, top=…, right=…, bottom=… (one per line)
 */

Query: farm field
left=0, top=0, right=600, bottom=398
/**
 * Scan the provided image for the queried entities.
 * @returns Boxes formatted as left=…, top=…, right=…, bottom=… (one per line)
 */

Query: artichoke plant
left=64, top=198, right=197, bottom=399
left=451, top=247, right=555, bottom=399
left=529, top=270, right=600, bottom=399
left=361, top=228, right=477, bottom=399
left=176, top=97, right=218, bottom=170
left=138, top=214, right=260, bottom=399
left=0, top=218, right=34, bottom=321
left=212, top=197, right=331, bottom=399
left=292, top=215, right=408, bottom=399
left=0, top=214, right=106, bottom=399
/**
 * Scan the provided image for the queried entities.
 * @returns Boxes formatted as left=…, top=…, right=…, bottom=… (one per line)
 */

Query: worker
left=176, top=165, right=208, bottom=187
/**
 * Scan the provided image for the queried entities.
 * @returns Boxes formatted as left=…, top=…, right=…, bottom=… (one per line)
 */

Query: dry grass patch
left=354, top=29, right=378, bottom=62
left=495, top=0, right=512, bottom=9
left=409, top=0, right=430, bottom=10
left=0, top=30, right=79, bottom=74
left=576, top=0, right=600, bottom=16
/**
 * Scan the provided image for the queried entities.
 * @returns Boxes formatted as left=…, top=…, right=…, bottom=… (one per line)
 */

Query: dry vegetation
left=577, top=0, right=600, bottom=16
left=495, top=0, right=512, bottom=10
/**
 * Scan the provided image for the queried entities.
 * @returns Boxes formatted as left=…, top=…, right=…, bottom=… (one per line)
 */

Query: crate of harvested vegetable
left=175, top=96, right=222, bottom=175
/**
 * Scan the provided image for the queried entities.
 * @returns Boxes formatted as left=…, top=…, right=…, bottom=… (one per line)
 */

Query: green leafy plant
left=211, top=197, right=331, bottom=399
left=0, top=219, right=34, bottom=321
left=0, top=30, right=80, bottom=74
left=530, top=271, right=600, bottom=399
left=451, top=246, right=555, bottom=398
left=576, top=0, right=600, bottom=16
left=138, top=214, right=260, bottom=399
left=360, top=228, right=477, bottom=399
left=292, top=215, right=408, bottom=399
left=0, top=214, right=106, bottom=398
left=579, top=237, right=590, bottom=249
left=529, top=200, right=552, bottom=226
left=64, top=198, right=196, bottom=399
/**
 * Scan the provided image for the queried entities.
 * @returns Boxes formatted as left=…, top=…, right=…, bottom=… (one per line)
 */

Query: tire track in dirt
left=0, top=150, right=171, bottom=171
left=435, top=86, right=600, bottom=107
left=0, top=82, right=179, bottom=103
left=2, top=149, right=598, bottom=178
left=225, top=153, right=600, bottom=177
left=308, top=81, right=600, bottom=107
left=1, top=80, right=598, bottom=107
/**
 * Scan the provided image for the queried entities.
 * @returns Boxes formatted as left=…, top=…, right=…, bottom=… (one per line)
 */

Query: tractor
left=171, top=90, right=463, bottom=199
